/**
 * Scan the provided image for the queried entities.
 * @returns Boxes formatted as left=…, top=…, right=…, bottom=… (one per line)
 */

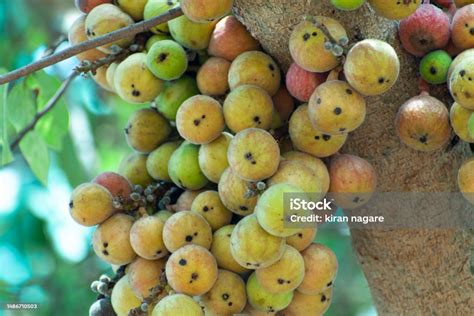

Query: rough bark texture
left=233, top=1, right=473, bottom=314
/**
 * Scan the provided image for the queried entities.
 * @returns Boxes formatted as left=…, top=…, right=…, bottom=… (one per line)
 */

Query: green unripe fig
left=144, top=0, right=178, bottom=34
left=168, top=142, right=209, bottom=190
left=246, top=272, right=293, bottom=313
left=147, top=40, right=188, bottom=81
left=420, top=50, right=452, bottom=85
left=119, top=152, right=154, bottom=187
left=117, top=0, right=148, bottom=21
left=156, top=75, right=200, bottom=121
left=146, top=141, right=181, bottom=181
left=330, top=0, right=366, bottom=11
left=169, top=15, right=217, bottom=50
left=146, top=34, right=172, bottom=51
left=125, top=108, right=171, bottom=153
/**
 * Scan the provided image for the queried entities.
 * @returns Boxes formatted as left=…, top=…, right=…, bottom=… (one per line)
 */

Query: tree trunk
left=233, top=1, right=474, bottom=314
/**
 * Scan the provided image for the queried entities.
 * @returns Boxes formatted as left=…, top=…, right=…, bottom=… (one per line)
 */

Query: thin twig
left=42, top=35, right=68, bottom=58
left=9, top=73, right=78, bottom=149
left=0, top=7, right=183, bottom=85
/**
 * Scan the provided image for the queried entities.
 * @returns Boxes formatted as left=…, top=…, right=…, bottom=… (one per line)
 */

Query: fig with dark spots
left=452, top=4, right=474, bottom=50
left=181, top=0, right=233, bottom=23
left=289, top=17, right=347, bottom=73
left=289, top=105, right=347, bottom=158
left=196, top=270, right=247, bottom=315
left=328, top=154, right=377, bottom=209
left=199, top=132, right=233, bottom=183
left=228, top=51, right=281, bottom=96
left=163, top=211, right=212, bottom=252
left=227, top=128, right=280, bottom=181
left=396, top=93, right=451, bottom=152
left=191, top=190, right=232, bottom=231
left=256, top=245, right=305, bottom=294
left=144, top=0, right=178, bottom=34
left=166, top=244, right=218, bottom=296
left=168, top=14, right=217, bottom=50
left=197, top=57, right=231, bottom=96
left=223, top=85, right=274, bottom=133
left=246, top=272, right=293, bottom=313
left=368, top=0, right=420, bottom=20
left=92, top=213, right=136, bottom=265
left=114, top=53, right=164, bottom=104
left=69, top=183, right=114, bottom=227
left=282, top=287, right=333, bottom=315
left=399, top=3, right=450, bottom=57
left=146, top=40, right=188, bottom=81
left=309, top=80, right=366, bottom=134
left=176, top=95, right=225, bottom=145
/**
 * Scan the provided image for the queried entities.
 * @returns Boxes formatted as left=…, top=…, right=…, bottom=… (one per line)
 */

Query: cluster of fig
left=382, top=1, right=474, bottom=204
left=68, top=1, right=384, bottom=315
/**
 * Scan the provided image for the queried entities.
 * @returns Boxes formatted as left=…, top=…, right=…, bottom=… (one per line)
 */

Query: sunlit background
left=0, top=1, right=375, bottom=315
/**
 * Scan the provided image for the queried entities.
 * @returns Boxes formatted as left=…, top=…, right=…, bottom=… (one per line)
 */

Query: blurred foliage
left=0, top=1, right=375, bottom=315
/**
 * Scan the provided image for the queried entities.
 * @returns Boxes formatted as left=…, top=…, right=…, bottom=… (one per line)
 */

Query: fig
left=289, top=105, right=347, bottom=158
left=111, top=275, right=141, bottom=316
left=75, top=0, right=113, bottom=14
left=451, top=4, right=474, bottom=50
left=169, top=15, right=217, bottom=50
left=197, top=57, right=231, bottom=96
left=146, top=141, right=181, bottom=182
left=151, top=294, right=203, bottom=316
left=125, top=108, right=171, bottom=153
left=168, top=142, right=209, bottom=190
left=285, top=62, right=327, bottom=102
left=328, top=154, right=377, bottom=209
left=308, top=80, right=366, bottom=134
left=450, top=102, right=474, bottom=142
left=163, top=211, right=213, bottom=252
left=128, top=257, right=166, bottom=299
left=191, top=190, right=233, bottom=231
left=199, top=133, right=233, bottom=183
left=165, top=244, right=218, bottom=296
left=458, top=157, right=474, bottom=204
left=395, top=93, right=451, bottom=152
left=368, top=0, right=420, bottom=20
left=419, top=50, right=452, bottom=85
left=289, top=18, right=347, bottom=73
left=130, top=215, right=168, bottom=260
left=176, top=95, right=225, bottom=145
left=68, top=15, right=106, bottom=62
left=449, top=57, right=474, bottom=110
left=228, top=51, right=281, bottom=96
left=156, top=75, right=200, bottom=121
left=211, top=225, right=250, bottom=274
left=344, top=39, right=399, bottom=96
left=69, top=183, right=114, bottom=227
left=246, top=272, right=293, bottom=313
left=282, top=151, right=330, bottom=195
left=118, top=152, right=154, bottom=187
left=298, top=243, right=338, bottom=295
left=286, top=228, right=318, bottom=252
left=272, top=86, right=295, bottom=124
left=331, top=0, right=366, bottom=11
left=218, top=167, right=258, bottom=216
left=447, top=48, right=474, bottom=80
left=181, top=0, right=233, bottom=23
left=399, top=3, right=450, bottom=57
left=208, top=16, right=260, bottom=61
left=144, top=0, right=178, bottom=34
left=223, top=85, right=274, bottom=133
left=282, top=288, right=333, bottom=315
left=227, top=128, right=280, bottom=182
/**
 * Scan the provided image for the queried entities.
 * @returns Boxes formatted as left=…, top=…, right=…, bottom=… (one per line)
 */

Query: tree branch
left=9, top=72, right=78, bottom=150
left=0, top=6, right=183, bottom=85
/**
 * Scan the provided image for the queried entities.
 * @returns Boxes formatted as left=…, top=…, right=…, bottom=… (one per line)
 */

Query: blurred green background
left=0, top=1, right=375, bottom=315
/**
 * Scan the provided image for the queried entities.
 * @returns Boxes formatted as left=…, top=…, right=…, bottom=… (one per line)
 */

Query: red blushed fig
left=285, top=62, right=327, bottom=102
left=399, top=4, right=450, bottom=57
left=75, top=0, right=113, bottom=13
left=208, top=16, right=260, bottom=61
left=328, top=154, right=377, bottom=210
left=93, top=172, right=133, bottom=200
left=272, top=85, right=295, bottom=122
left=452, top=4, right=474, bottom=50
left=395, top=92, right=451, bottom=152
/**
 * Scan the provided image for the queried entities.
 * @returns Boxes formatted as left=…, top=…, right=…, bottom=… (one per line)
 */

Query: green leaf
left=468, top=112, right=474, bottom=139
left=19, top=131, right=49, bottom=185
left=7, top=81, right=36, bottom=131
left=27, top=71, right=69, bottom=151
left=0, top=68, right=14, bottom=165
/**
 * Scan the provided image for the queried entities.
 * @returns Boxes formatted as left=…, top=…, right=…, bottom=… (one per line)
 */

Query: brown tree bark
left=233, top=1, right=474, bottom=314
